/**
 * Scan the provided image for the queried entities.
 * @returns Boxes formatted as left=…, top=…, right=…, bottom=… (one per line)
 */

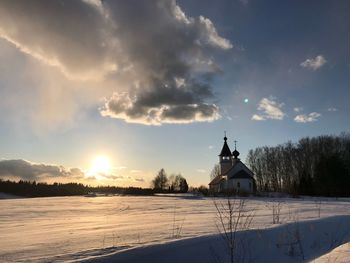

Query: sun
left=87, top=155, right=112, bottom=180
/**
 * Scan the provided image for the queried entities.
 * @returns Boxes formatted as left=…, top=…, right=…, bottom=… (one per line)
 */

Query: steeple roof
left=232, top=140, right=240, bottom=159
left=219, top=136, right=232, bottom=156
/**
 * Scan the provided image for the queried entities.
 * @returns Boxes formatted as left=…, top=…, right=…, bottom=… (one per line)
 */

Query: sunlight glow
left=87, top=155, right=111, bottom=180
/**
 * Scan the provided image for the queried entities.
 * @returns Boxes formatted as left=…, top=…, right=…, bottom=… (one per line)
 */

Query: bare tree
left=266, top=200, right=283, bottom=224
left=210, top=164, right=221, bottom=180
left=151, top=168, right=168, bottom=190
left=169, top=174, right=188, bottom=192
left=314, top=200, right=322, bottom=218
left=246, top=133, right=350, bottom=196
left=276, top=222, right=305, bottom=261
left=213, top=197, right=254, bottom=263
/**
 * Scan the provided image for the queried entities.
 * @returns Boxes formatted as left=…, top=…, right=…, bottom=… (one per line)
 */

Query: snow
left=1, top=195, right=350, bottom=262
left=0, top=192, right=23, bottom=199
left=82, top=216, right=350, bottom=263
left=314, top=242, right=350, bottom=263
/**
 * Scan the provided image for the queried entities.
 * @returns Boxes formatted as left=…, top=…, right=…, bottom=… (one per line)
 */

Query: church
left=209, top=135, right=256, bottom=194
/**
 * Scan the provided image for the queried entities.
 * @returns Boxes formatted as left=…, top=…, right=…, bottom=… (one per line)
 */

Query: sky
left=0, top=0, right=349, bottom=187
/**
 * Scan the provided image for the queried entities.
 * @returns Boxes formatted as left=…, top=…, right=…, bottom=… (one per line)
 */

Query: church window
left=237, top=182, right=240, bottom=188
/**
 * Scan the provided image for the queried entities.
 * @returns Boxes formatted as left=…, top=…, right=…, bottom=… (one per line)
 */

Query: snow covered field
left=1, top=194, right=350, bottom=262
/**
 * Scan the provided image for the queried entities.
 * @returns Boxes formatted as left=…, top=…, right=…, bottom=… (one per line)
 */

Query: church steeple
left=232, top=140, right=240, bottom=159
left=219, top=132, right=233, bottom=175
left=219, top=132, right=232, bottom=157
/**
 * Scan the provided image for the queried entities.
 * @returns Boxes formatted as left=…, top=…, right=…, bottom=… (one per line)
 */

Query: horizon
left=1, top=0, right=350, bottom=188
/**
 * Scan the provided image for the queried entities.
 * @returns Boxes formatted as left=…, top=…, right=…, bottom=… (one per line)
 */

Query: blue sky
left=0, top=0, right=349, bottom=187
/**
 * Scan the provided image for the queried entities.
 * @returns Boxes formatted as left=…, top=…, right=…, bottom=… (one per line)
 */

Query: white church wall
left=228, top=178, right=253, bottom=193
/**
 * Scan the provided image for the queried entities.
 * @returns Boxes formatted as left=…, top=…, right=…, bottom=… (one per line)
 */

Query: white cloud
left=100, top=174, right=144, bottom=182
left=113, top=166, right=127, bottom=170
left=251, top=114, right=265, bottom=121
left=208, top=145, right=214, bottom=150
left=196, top=169, right=207, bottom=173
left=294, top=112, right=321, bottom=123
left=293, top=107, right=303, bottom=113
left=327, top=107, right=338, bottom=112
left=300, top=55, right=327, bottom=70
left=251, top=97, right=285, bottom=121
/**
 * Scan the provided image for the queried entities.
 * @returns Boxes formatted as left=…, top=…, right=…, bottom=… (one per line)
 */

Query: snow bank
left=0, top=192, right=23, bottom=199
left=314, top=241, right=350, bottom=263
left=82, top=216, right=350, bottom=263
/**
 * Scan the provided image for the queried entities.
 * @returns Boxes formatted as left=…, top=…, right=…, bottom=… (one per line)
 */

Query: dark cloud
left=100, top=174, right=124, bottom=180
left=0, top=0, right=231, bottom=125
left=101, top=80, right=220, bottom=124
left=97, top=173, right=145, bottom=182
left=0, top=159, right=84, bottom=181
left=134, top=178, right=145, bottom=182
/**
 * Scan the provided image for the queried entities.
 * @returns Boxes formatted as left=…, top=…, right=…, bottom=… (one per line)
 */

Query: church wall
left=227, top=178, right=253, bottom=193
left=227, top=162, right=253, bottom=179
left=209, top=184, right=220, bottom=192
left=220, top=160, right=232, bottom=175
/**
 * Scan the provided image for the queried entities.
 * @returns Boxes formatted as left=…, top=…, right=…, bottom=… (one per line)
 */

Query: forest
left=0, top=169, right=190, bottom=197
left=246, top=133, right=350, bottom=196
left=0, top=180, right=154, bottom=197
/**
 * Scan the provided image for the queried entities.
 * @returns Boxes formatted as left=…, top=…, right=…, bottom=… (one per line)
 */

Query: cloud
left=113, top=166, right=127, bottom=170
left=0, top=0, right=115, bottom=80
left=251, top=114, right=266, bottom=121
left=0, top=159, right=146, bottom=185
left=100, top=174, right=125, bottom=180
left=0, top=0, right=231, bottom=125
left=196, top=169, right=207, bottom=173
left=239, top=0, right=249, bottom=5
left=293, top=107, right=303, bottom=113
left=300, top=55, right=327, bottom=70
left=94, top=172, right=144, bottom=183
left=134, top=178, right=145, bottom=182
left=101, top=91, right=220, bottom=125
left=294, top=112, right=321, bottom=123
left=208, top=145, right=214, bottom=150
left=327, top=107, right=338, bottom=112
left=0, top=159, right=84, bottom=181
left=251, top=97, right=285, bottom=121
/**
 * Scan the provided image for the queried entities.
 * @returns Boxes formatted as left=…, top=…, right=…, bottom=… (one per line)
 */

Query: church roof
left=219, top=137, right=232, bottom=157
left=209, top=175, right=225, bottom=185
left=221, top=159, right=255, bottom=179
left=229, top=170, right=254, bottom=179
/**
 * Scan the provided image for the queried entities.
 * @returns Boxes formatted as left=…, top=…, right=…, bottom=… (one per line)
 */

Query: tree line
left=0, top=180, right=154, bottom=197
left=0, top=168, right=190, bottom=197
left=151, top=168, right=189, bottom=193
left=246, top=133, right=350, bottom=196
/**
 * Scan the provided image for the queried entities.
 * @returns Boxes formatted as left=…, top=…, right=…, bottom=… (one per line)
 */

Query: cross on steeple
left=232, top=140, right=240, bottom=159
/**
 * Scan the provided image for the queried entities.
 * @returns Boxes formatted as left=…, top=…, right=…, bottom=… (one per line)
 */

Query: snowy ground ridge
left=78, top=215, right=350, bottom=263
